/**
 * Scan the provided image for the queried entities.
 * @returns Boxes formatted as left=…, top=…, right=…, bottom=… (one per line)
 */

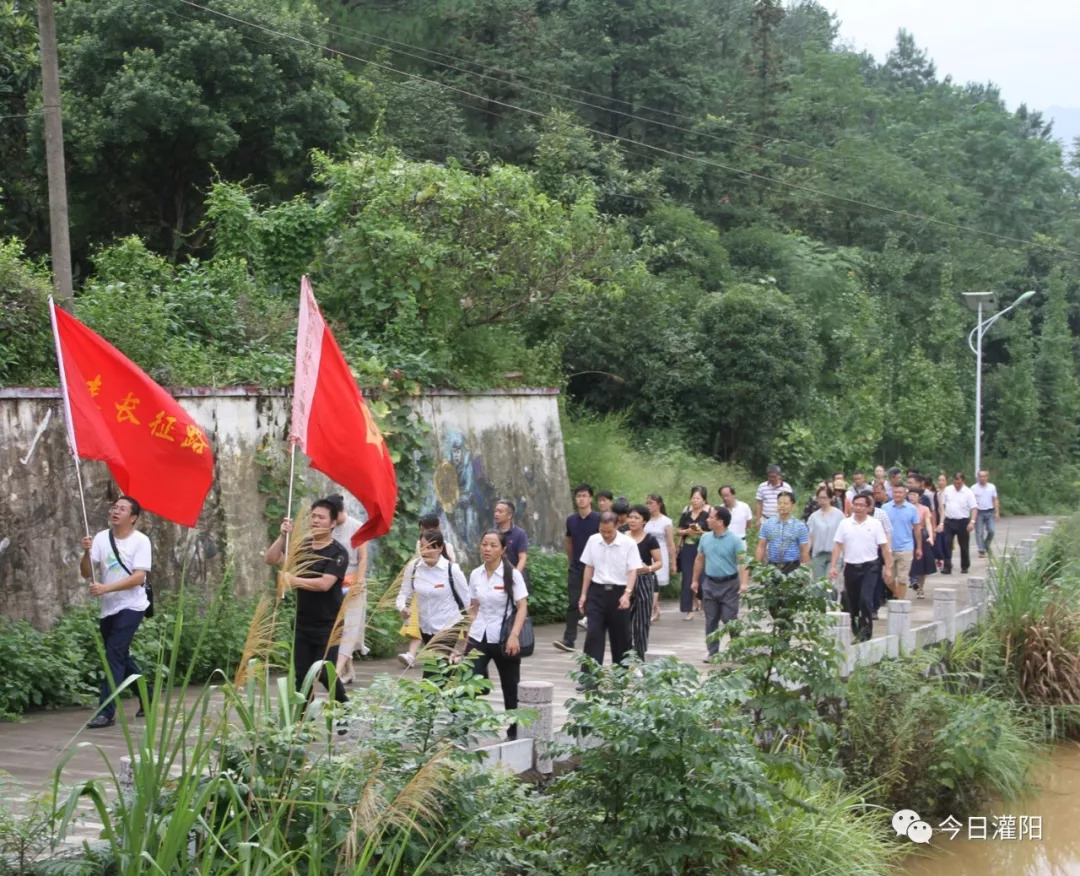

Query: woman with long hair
left=644, top=493, right=675, bottom=622
left=626, top=504, right=663, bottom=658
left=464, top=529, right=529, bottom=740
left=676, top=486, right=710, bottom=620
left=908, top=485, right=937, bottom=600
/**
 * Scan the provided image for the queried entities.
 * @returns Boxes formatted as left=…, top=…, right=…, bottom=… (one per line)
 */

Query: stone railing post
left=119, top=755, right=136, bottom=793
left=645, top=649, right=677, bottom=662
left=1019, top=538, right=1036, bottom=564
left=517, top=681, right=554, bottom=774
left=933, top=588, right=957, bottom=642
left=1040, top=523, right=1055, bottom=536
left=886, top=599, right=911, bottom=656
left=967, top=577, right=987, bottom=622
left=826, top=611, right=852, bottom=674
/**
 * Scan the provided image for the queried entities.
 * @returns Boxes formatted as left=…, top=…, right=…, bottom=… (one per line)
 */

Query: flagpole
left=49, top=296, right=97, bottom=584
left=283, top=440, right=297, bottom=558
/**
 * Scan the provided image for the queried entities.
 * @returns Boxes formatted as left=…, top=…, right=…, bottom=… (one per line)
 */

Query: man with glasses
left=754, top=491, right=810, bottom=573
left=78, top=496, right=152, bottom=729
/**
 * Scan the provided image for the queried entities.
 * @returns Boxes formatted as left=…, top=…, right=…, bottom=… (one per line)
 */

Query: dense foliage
left=3, top=0, right=1079, bottom=489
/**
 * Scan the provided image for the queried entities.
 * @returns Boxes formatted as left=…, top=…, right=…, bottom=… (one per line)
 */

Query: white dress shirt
left=396, top=556, right=469, bottom=636
left=941, top=485, right=978, bottom=520
left=725, top=501, right=754, bottom=539
left=833, top=516, right=888, bottom=564
left=468, top=562, right=528, bottom=643
left=579, top=531, right=639, bottom=586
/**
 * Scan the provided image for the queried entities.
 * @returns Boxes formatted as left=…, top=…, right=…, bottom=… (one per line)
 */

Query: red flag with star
left=291, top=277, right=397, bottom=544
left=49, top=299, right=214, bottom=527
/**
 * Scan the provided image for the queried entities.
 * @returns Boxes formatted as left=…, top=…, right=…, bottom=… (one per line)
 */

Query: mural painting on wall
left=428, top=431, right=494, bottom=555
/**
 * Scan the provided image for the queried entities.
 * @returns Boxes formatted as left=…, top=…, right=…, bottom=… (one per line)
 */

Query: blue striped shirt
left=758, top=516, right=809, bottom=563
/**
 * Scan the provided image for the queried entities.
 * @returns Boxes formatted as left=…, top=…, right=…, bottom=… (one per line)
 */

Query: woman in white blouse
left=396, top=530, right=469, bottom=676
left=465, top=529, right=529, bottom=740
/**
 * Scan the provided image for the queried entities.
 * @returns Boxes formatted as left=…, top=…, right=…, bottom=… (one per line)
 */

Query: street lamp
left=963, top=289, right=1037, bottom=474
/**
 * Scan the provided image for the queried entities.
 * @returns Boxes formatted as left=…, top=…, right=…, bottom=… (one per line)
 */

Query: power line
left=167, top=0, right=1080, bottom=259
left=320, top=15, right=1070, bottom=221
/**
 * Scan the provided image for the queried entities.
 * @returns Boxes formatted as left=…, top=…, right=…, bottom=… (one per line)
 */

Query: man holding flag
left=79, top=496, right=152, bottom=728
left=50, top=298, right=215, bottom=729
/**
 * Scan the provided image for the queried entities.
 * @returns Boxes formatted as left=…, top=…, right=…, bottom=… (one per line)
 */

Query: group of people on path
left=73, top=465, right=1000, bottom=728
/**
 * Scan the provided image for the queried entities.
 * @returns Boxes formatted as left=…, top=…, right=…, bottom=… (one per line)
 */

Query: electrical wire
left=164, top=0, right=1080, bottom=258
left=319, top=14, right=1070, bottom=221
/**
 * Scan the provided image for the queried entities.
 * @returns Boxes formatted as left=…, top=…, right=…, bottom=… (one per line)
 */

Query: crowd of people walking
left=73, top=464, right=1001, bottom=731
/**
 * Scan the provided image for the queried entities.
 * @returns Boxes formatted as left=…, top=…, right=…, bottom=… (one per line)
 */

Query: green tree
left=986, top=308, right=1042, bottom=468
left=45, top=0, right=362, bottom=260
left=1036, top=271, right=1080, bottom=464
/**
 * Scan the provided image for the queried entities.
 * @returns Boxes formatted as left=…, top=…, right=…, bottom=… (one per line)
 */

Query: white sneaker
left=578, top=618, right=588, bottom=630
left=397, top=653, right=415, bottom=668
left=876, top=607, right=887, bottom=620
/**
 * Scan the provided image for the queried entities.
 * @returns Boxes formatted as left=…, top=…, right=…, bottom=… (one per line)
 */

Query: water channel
left=903, top=744, right=1080, bottom=875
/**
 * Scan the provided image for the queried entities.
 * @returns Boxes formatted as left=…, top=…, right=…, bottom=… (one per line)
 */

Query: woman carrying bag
left=464, top=529, right=531, bottom=740
left=396, top=530, right=469, bottom=676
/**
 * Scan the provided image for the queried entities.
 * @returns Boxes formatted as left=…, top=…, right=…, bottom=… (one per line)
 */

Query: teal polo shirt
left=697, top=530, right=745, bottom=578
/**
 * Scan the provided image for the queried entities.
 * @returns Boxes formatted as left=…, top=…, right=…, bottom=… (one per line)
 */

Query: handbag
left=108, top=530, right=154, bottom=618
left=499, top=561, right=534, bottom=658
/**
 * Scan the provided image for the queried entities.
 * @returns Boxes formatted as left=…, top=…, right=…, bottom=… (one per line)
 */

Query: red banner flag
left=291, top=277, right=397, bottom=544
left=50, top=300, right=214, bottom=527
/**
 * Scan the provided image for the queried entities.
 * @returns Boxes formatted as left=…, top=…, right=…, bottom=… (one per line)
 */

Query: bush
left=563, top=410, right=755, bottom=511
left=525, top=550, right=568, bottom=625
left=0, top=579, right=265, bottom=720
left=838, top=657, right=1039, bottom=817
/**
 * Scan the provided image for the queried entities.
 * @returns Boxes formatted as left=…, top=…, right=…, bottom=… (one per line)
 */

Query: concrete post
left=967, top=576, right=987, bottom=622
left=517, top=681, right=554, bottom=774
left=886, top=599, right=911, bottom=656
left=119, top=755, right=135, bottom=793
left=933, top=588, right=957, bottom=642
left=645, top=649, right=677, bottom=662
left=826, top=611, right=852, bottom=649
left=1040, top=524, right=1055, bottom=536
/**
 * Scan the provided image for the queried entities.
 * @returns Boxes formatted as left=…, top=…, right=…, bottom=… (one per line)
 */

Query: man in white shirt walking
left=327, top=494, right=370, bottom=684
left=755, top=465, right=793, bottom=527
left=578, top=511, right=640, bottom=678
left=971, top=469, right=1000, bottom=558
left=78, top=496, right=153, bottom=729
left=830, top=494, right=893, bottom=642
left=719, top=484, right=753, bottom=539
left=937, top=472, right=978, bottom=574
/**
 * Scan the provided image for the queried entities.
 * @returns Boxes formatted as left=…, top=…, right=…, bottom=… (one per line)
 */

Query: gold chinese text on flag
left=50, top=302, right=214, bottom=527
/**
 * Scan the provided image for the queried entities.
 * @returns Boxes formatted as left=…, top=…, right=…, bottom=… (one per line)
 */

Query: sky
left=824, top=0, right=1079, bottom=112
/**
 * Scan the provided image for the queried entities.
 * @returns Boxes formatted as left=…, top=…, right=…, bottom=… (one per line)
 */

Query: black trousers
left=562, top=567, right=584, bottom=647
left=98, top=608, right=146, bottom=719
left=943, top=518, right=971, bottom=572
left=466, top=637, right=521, bottom=739
left=293, top=626, right=347, bottom=704
left=844, top=560, right=879, bottom=642
left=678, top=544, right=699, bottom=612
left=583, top=585, right=632, bottom=669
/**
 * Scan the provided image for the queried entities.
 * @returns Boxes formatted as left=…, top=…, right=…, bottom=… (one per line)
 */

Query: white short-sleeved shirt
left=755, top=481, right=793, bottom=519
left=396, top=556, right=469, bottom=636
left=833, top=517, right=888, bottom=564
left=941, top=485, right=978, bottom=520
left=643, top=515, right=673, bottom=584
left=972, top=483, right=998, bottom=511
left=468, top=563, right=528, bottom=643
left=724, top=501, right=754, bottom=539
left=579, top=531, right=639, bottom=586
left=332, top=515, right=364, bottom=579
left=89, top=529, right=151, bottom=618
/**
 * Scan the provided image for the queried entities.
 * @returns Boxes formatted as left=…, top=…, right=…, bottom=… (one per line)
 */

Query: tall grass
left=562, top=409, right=756, bottom=506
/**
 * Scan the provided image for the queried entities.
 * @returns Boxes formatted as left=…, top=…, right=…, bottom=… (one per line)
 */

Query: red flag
left=50, top=300, right=214, bottom=527
left=291, top=277, right=397, bottom=544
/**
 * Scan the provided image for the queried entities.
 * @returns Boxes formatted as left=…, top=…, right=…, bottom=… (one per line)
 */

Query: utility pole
left=36, top=0, right=74, bottom=310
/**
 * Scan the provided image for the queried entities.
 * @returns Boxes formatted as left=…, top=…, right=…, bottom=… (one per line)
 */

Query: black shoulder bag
left=499, top=560, right=534, bottom=658
left=108, top=531, right=154, bottom=618
left=447, top=563, right=465, bottom=612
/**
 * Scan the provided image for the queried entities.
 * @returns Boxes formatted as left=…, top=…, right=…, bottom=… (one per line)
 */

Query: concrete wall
left=0, top=388, right=569, bottom=628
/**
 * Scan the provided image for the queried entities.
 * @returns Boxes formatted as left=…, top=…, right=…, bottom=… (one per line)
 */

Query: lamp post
left=963, top=290, right=1037, bottom=475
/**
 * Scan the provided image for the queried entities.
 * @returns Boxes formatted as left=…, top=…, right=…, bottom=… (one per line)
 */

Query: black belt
left=845, top=560, right=877, bottom=568
left=597, top=583, right=626, bottom=591
left=706, top=573, right=739, bottom=584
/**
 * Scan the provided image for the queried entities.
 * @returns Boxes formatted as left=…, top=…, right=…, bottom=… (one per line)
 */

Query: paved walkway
left=0, top=516, right=1048, bottom=812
